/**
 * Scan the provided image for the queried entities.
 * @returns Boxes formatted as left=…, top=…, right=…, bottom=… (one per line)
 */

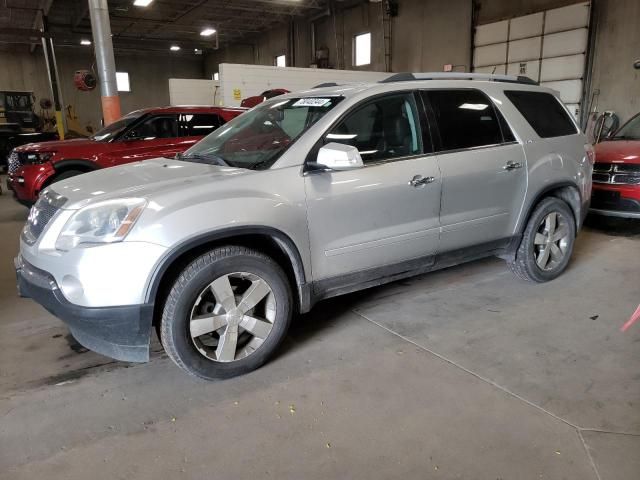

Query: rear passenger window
left=180, top=114, right=224, bottom=136
left=424, top=90, right=503, bottom=151
left=504, top=91, right=577, bottom=138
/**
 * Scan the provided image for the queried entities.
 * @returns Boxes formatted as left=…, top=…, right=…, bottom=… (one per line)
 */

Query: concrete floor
left=0, top=182, right=638, bottom=480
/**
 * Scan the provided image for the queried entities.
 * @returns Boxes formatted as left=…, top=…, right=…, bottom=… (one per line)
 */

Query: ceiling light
left=80, top=39, right=91, bottom=45
left=194, top=48, right=202, bottom=55
left=170, top=45, right=180, bottom=51
left=200, top=28, right=216, bottom=36
left=133, top=0, right=154, bottom=6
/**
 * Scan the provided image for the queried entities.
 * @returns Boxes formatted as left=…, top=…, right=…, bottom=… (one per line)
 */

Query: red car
left=7, top=105, right=245, bottom=206
left=240, top=89, right=289, bottom=108
left=591, top=112, right=640, bottom=219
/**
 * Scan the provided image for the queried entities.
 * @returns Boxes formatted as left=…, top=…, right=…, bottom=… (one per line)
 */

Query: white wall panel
left=473, top=64, right=506, bottom=74
left=540, top=54, right=585, bottom=82
left=508, top=36, right=542, bottom=62
left=218, top=64, right=390, bottom=107
left=474, top=20, right=509, bottom=46
left=543, top=29, right=588, bottom=58
left=541, top=79, right=583, bottom=103
left=168, top=79, right=220, bottom=106
left=509, top=12, right=543, bottom=40
left=544, top=2, right=590, bottom=33
left=565, top=103, right=580, bottom=121
left=507, top=60, right=540, bottom=81
left=473, top=43, right=507, bottom=67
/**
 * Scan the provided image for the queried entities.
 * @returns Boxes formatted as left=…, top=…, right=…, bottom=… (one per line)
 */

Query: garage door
left=472, top=2, right=590, bottom=120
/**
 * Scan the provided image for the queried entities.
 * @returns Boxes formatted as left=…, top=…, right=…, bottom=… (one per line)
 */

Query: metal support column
left=41, top=17, right=66, bottom=139
left=88, top=0, right=121, bottom=126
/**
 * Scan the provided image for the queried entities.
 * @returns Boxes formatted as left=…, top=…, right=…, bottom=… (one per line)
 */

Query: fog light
left=60, top=275, right=84, bottom=302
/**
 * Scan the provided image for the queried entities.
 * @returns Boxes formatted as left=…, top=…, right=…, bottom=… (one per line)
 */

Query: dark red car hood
left=14, top=138, right=108, bottom=154
left=594, top=140, right=640, bottom=164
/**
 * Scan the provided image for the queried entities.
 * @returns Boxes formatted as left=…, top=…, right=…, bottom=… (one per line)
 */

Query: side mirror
left=313, top=142, right=364, bottom=171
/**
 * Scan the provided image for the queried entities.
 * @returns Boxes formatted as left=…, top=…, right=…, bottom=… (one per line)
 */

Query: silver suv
left=16, top=73, right=593, bottom=379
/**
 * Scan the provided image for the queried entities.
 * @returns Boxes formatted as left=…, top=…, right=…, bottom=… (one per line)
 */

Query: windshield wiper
left=610, top=135, right=639, bottom=141
left=176, top=152, right=229, bottom=167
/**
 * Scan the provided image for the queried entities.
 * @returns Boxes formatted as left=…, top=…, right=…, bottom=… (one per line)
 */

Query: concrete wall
left=205, top=0, right=472, bottom=77
left=0, top=48, right=203, bottom=134
left=588, top=0, right=640, bottom=122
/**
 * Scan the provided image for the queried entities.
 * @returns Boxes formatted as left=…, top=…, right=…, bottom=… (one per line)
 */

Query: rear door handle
left=503, top=161, right=523, bottom=171
left=409, top=175, right=435, bottom=187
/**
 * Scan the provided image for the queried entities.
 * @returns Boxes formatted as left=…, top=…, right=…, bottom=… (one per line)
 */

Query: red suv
left=7, top=105, right=245, bottom=206
left=591, top=112, right=640, bottom=219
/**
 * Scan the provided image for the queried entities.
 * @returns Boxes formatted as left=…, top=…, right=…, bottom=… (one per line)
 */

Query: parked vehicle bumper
left=590, top=183, right=640, bottom=219
left=15, top=255, right=153, bottom=362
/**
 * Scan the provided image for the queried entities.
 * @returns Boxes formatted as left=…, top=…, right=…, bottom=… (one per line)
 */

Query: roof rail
left=380, top=72, right=538, bottom=85
left=312, top=82, right=340, bottom=88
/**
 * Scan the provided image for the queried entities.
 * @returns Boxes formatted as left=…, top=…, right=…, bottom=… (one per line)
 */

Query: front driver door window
left=113, top=115, right=181, bottom=165
left=304, top=92, right=442, bottom=284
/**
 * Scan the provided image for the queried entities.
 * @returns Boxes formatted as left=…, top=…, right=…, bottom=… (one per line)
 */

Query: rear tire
left=509, top=197, right=576, bottom=282
left=160, top=246, right=292, bottom=380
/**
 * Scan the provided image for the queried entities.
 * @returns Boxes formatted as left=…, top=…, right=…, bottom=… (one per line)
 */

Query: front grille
left=592, top=162, right=640, bottom=185
left=7, top=150, right=20, bottom=174
left=22, top=189, right=67, bottom=245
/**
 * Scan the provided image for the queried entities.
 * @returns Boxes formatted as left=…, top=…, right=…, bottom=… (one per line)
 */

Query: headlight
left=25, top=152, right=55, bottom=164
left=55, top=198, right=147, bottom=251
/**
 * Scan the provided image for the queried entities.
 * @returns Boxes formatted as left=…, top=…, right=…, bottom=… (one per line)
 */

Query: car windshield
left=179, top=96, right=344, bottom=170
left=611, top=114, right=640, bottom=140
left=91, top=112, right=142, bottom=142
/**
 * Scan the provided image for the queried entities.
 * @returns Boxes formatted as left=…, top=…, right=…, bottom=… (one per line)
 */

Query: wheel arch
left=519, top=182, right=582, bottom=235
left=52, top=158, right=99, bottom=173
left=146, top=227, right=311, bottom=325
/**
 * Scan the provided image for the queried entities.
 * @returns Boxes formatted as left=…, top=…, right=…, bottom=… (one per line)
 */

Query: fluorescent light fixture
left=200, top=28, right=216, bottom=36
left=194, top=48, right=202, bottom=54
left=133, top=0, right=154, bottom=6
left=80, top=39, right=91, bottom=45
left=170, top=45, right=180, bottom=51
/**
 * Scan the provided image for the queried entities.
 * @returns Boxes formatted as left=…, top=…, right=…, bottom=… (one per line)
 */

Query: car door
left=421, top=89, right=527, bottom=252
left=304, top=91, right=442, bottom=284
left=109, top=114, right=182, bottom=165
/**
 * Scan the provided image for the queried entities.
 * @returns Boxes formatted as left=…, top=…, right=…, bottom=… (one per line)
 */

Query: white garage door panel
left=543, top=29, right=588, bottom=58
left=474, top=43, right=508, bottom=67
left=544, top=2, right=590, bottom=33
left=474, top=20, right=509, bottom=46
left=473, top=64, right=506, bottom=74
left=507, top=60, right=540, bottom=81
left=540, top=54, right=585, bottom=82
left=508, top=37, right=542, bottom=62
left=541, top=80, right=583, bottom=103
left=565, top=103, right=580, bottom=121
left=509, top=12, right=544, bottom=40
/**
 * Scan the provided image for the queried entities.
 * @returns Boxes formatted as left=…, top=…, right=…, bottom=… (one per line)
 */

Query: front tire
left=160, top=246, right=292, bottom=380
left=52, top=169, right=84, bottom=183
left=509, top=197, right=576, bottom=282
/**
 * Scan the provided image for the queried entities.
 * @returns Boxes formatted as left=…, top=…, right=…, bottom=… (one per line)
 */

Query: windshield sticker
left=293, top=98, right=332, bottom=108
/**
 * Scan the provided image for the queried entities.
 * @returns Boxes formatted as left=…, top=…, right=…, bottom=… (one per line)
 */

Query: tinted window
left=326, top=93, right=423, bottom=163
left=505, top=91, right=577, bottom=138
left=126, top=115, right=178, bottom=140
left=424, top=90, right=503, bottom=151
left=180, top=113, right=223, bottom=136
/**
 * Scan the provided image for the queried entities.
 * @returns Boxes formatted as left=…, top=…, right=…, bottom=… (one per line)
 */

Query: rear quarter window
left=504, top=91, right=577, bottom=138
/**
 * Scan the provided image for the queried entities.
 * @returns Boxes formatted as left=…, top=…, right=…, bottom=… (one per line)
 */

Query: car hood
left=594, top=140, right=640, bottom=164
left=14, top=137, right=103, bottom=153
left=51, top=158, right=249, bottom=209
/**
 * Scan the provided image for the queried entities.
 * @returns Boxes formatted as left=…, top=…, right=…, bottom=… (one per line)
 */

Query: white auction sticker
left=293, top=98, right=331, bottom=107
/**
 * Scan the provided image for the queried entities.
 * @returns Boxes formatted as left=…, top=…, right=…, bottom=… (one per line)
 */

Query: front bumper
left=15, top=255, right=153, bottom=362
left=590, top=185, right=640, bottom=219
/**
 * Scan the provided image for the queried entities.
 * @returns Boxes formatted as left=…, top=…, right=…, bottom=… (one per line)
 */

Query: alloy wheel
left=533, top=211, right=571, bottom=271
left=189, top=272, right=276, bottom=362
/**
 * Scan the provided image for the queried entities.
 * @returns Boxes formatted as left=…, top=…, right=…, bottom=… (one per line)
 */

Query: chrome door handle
left=409, top=175, right=435, bottom=187
left=503, top=161, right=523, bottom=171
